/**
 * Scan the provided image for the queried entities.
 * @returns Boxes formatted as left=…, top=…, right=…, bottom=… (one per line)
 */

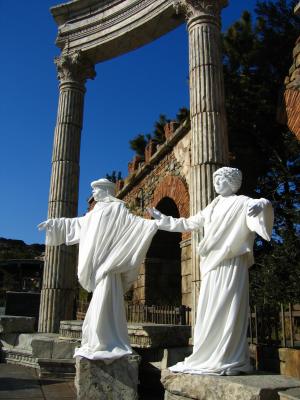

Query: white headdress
left=213, top=167, right=242, bottom=193
left=91, top=178, right=123, bottom=203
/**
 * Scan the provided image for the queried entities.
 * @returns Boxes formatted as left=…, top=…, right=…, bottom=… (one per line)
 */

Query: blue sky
left=0, top=0, right=258, bottom=244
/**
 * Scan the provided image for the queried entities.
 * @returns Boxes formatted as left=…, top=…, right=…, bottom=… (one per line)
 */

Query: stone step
left=162, top=370, right=300, bottom=400
left=279, top=388, right=300, bottom=400
left=0, top=332, right=79, bottom=378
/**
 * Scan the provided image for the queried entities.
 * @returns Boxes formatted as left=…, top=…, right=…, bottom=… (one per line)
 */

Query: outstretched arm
left=246, top=198, right=274, bottom=241
left=147, top=207, right=204, bottom=233
left=37, top=217, right=83, bottom=246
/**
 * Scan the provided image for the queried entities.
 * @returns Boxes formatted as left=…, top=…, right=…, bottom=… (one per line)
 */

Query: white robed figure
left=149, top=167, right=274, bottom=375
left=39, top=178, right=158, bottom=362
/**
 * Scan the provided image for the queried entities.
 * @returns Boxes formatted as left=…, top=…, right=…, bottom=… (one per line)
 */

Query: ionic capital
left=55, top=51, right=96, bottom=85
left=174, top=0, right=227, bottom=23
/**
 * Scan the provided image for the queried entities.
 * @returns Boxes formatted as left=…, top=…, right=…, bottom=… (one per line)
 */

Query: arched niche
left=144, top=196, right=182, bottom=306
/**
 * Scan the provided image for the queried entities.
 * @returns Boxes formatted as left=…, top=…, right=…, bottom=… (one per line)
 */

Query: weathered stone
left=38, top=358, right=75, bottom=379
left=295, top=53, right=300, bottom=68
left=293, top=43, right=300, bottom=59
left=31, top=337, right=54, bottom=359
left=161, top=347, right=192, bottom=370
left=280, top=348, right=300, bottom=379
left=0, top=316, right=35, bottom=333
left=162, top=370, right=300, bottom=400
left=181, top=258, right=191, bottom=277
left=0, top=333, right=18, bottom=350
left=289, top=63, right=296, bottom=77
left=279, top=388, right=300, bottom=400
left=182, top=293, right=192, bottom=309
left=181, top=275, right=191, bottom=294
left=52, top=338, right=78, bottom=359
left=60, top=320, right=83, bottom=339
left=128, top=324, right=191, bottom=349
left=75, top=353, right=140, bottom=400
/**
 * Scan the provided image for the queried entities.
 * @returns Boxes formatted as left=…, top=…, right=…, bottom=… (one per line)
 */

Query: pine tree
left=222, top=0, right=300, bottom=304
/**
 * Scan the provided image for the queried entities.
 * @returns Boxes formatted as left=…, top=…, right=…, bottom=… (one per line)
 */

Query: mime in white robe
left=154, top=192, right=273, bottom=375
left=41, top=197, right=158, bottom=362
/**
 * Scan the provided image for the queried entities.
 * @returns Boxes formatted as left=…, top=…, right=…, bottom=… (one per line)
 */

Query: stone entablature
left=51, top=0, right=185, bottom=63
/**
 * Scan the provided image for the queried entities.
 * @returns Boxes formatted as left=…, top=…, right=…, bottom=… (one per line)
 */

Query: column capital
left=174, top=0, right=227, bottom=23
left=55, top=51, right=96, bottom=85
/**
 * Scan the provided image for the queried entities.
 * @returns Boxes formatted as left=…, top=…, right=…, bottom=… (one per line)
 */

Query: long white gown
left=44, top=199, right=158, bottom=362
left=157, top=194, right=273, bottom=375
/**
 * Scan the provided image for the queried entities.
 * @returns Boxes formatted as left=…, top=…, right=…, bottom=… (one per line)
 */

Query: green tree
left=222, top=0, right=300, bottom=304
left=223, top=1, right=300, bottom=194
left=176, top=107, right=190, bottom=123
left=129, top=133, right=151, bottom=157
left=105, top=171, right=122, bottom=183
left=152, top=114, right=170, bottom=144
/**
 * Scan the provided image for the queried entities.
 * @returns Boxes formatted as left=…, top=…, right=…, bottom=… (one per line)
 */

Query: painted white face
left=92, top=186, right=107, bottom=201
left=213, top=174, right=234, bottom=197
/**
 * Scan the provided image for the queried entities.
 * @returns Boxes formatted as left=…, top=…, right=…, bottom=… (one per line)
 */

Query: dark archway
left=145, top=197, right=182, bottom=306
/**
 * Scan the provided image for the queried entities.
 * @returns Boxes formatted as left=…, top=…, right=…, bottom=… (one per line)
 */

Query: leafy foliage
left=105, top=171, right=122, bottom=183
left=129, top=133, right=151, bottom=157
left=129, top=109, right=190, bottom=156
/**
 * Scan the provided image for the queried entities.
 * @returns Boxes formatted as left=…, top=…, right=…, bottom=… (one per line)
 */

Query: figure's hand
left=247, top=199, right=264, bottom=217
left=146, top=207, right=163, bottom=220
left=37, top=220, right=51, bottom=231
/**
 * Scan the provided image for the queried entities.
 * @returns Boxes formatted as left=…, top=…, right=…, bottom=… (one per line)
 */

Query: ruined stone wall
left=117, top=122, right=192, bottom=308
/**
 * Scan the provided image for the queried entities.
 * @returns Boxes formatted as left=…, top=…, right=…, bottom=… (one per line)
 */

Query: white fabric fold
left=43, top=201, right=158, bottom=361
left=156, top=194, right=274, bottom=375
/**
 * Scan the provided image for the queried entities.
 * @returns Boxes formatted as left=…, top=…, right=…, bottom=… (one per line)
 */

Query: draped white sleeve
left=246, top=198, right=274, bottom=241
left=156, top=212, right=204, bottom=232
left=44, top=217, right=84, bottom=246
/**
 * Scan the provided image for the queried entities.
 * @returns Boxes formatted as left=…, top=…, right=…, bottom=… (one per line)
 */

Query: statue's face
left=213, top=174, right=234, bottom=197
left=92, top=186, right=107, bottom=201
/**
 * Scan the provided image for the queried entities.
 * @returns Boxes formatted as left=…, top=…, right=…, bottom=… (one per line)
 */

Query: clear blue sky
left=0, top=0, right=258, bottom=244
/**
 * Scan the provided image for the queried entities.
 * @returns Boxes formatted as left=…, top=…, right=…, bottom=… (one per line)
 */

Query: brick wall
left=117, top=122, right=192, bottom=307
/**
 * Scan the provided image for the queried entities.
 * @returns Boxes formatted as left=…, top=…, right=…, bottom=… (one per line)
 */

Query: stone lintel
left=161, top=369, right=300, bottom=400
left=50, top=0, right=185, bottom=64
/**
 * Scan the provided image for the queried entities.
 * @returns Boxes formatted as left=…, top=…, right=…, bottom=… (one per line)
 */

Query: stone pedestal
left=75, top=354, right=141, bottom=400
left=161, top=369, right=300, bottom=400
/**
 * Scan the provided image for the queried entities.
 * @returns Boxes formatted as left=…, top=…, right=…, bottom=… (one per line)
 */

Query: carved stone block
left=75, top=353, right=141, bottom=400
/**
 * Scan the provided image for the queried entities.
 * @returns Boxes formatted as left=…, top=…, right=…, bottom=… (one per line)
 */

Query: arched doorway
left=145, top=197, right=182, bottom=306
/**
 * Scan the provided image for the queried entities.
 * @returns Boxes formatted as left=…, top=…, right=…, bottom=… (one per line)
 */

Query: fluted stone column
left=179, top=0, right=229, bottom=324
left=39, top=51, right=96, bottom=333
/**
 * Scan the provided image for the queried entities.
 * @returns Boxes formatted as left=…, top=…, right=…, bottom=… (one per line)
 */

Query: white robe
left=157, top=194, right=273, bottom=375
left=44, top=200, right=158, bottom=362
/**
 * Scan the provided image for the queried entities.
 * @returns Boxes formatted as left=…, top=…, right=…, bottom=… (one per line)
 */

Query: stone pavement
left=0, top=364, right=76, bottom=399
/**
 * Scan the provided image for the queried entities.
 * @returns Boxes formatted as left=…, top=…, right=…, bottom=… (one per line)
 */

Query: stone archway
left=145, top=197, right=182, bottom=306
left=39, top=0, right=229, bottom=332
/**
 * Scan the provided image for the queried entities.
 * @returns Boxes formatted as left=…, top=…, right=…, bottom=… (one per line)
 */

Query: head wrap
left=91, top=178, right=123, bottom=203
left=213, top=167, right=242, bottom=194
